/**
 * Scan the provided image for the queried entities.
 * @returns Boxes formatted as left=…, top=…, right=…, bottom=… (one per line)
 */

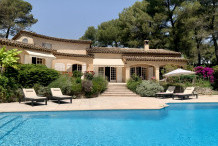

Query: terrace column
left=125, top=66, right=130, bottom=82
left=154, top=65, right=160, bottom=81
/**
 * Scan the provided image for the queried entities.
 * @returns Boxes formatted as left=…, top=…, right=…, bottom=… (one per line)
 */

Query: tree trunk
left=197, top=43, right=201, bottom=65
left=212, top=34, right=218, bottom=65
left=0, top=64, right=4, bottom=75
left=211, top=0, right=217, bottom=65
left=166, top=0, right=179, bottom=52
left=5, top=26, right=11, bottom=39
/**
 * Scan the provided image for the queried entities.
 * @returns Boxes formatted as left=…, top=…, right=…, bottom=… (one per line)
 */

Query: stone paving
left=0, top=95, right=218, bottom=113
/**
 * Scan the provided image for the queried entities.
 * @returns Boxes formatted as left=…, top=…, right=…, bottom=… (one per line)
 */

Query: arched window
left=72, top=64, right=82, bottom=72
left=22, top=38, right=28, bottom=43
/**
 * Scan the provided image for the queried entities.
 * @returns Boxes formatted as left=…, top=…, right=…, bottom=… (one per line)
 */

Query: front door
left=105, top=67, right=111, bottom=82
left=110, top=67, right=117, bottom=82
left=101, top=67, right=117, bottom=82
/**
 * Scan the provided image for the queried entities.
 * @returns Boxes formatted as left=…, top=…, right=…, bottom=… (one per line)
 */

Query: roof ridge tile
left=12, top=30, right=92, bottom=44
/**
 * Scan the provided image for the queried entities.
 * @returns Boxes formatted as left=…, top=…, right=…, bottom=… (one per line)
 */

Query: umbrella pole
left=179, top=76, right=182, bottom=92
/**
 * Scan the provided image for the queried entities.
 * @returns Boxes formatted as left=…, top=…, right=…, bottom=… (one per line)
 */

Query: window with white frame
left=72, top=64, right=82, bottom=72
left=130, top=67, right=147, bottom=80
left=130, top=67, right=136, bottom=77
left=32, top=57, right=44, bottom=64
left=42, top=43, right=52, bottom=49
left=98, top=67, right=104, bottom=76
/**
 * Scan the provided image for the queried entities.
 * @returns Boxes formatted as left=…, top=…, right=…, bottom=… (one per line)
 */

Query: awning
left=26, top=50, right=56, bottom=58
left=93, top=59, right=124, bottom=67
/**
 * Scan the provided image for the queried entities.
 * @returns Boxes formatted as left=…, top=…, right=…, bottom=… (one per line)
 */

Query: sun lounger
left=156, top=86, right=175, bottom=98
left=50, top=88, right=73, bottom=104
left=21, top=89, right=47, bottom=106
left=173, top=87, right=198, bottom=100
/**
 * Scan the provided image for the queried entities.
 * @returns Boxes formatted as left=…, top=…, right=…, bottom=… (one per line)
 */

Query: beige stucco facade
left=52, top=55, right=93, bottom=72
left=0, top=31, right=187, bottom=83
left=15, top=34, right=90, bottom=55
left=124, top=61, right=186, bottom=81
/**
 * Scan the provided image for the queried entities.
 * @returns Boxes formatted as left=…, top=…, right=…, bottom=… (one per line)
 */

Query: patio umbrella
left=163, top=68, right=196, bottom=92
left=163, top=68, right=195, bottom=77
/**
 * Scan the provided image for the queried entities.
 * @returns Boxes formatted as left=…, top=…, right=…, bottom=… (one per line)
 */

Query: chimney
left=144, top=40, right=149, bottom=51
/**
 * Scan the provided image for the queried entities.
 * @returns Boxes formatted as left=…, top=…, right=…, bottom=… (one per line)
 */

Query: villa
left=0, top=31, right=187, bottom=82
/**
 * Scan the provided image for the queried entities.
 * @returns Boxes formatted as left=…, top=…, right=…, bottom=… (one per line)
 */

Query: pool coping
left=1, top=102, right=218, bottom=114
left=1, top=101, right=218, bottom=113
left=1, top=95, right=218, bottom=113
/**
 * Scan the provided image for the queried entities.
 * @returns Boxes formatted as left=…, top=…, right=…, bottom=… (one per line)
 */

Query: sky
left=25, top=0, right=141, bottom=39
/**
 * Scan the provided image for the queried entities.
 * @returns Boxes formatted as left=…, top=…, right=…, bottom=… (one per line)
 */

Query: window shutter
left=42, top=59, right=46, bottom=65
left=82, top=64, right=87, bottom=73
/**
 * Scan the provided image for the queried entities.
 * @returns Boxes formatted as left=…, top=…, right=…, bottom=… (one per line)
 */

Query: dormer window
left=22, top=38, right=28, bottom=43
left=42, top=42, right=52, bottom=49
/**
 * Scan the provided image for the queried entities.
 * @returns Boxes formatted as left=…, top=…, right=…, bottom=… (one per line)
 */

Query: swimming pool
left=0, top=103, right=218, bottom=146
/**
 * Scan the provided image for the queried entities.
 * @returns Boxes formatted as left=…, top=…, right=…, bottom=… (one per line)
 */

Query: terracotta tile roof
left=87, top=47, right=181, bottom=55
left=12, top=30, right=92, bottom=44
left=0, top=38, right=94, bottom=58
left=0, top=38, right=53, bottom=53
left=123, top=56, right=187, bottom=62
left=53, top=52, right=94, bottom=58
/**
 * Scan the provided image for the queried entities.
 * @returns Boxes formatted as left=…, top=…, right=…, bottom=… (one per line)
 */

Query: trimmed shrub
left=0, top=75, right=9, bottom=88
left=33, top=84, right=51, bottom=97
left=136, top=80, right=164, bottom=97
left=0, top=75, right=22, bottom=103
left=82, top=76, right=108, bottom=98
left=5, top=64, right=59, bottom=87
left=92, top=76, right=108, bottom=95
left=167, top=75, right=197, bottom=84
left=71, top=79, right=82, bottom=96
left=0, top=87, right=22, bottom=103
left=0, top=86, right=7, bottom=102
left=193, top=78, right=212, bottom=88
left=48, top=75, right=73, bottom=95
left=161, top=77, right=212, bottom=93
left=72, top=70, right=83, bottom=78
left=127, top=74, right=142, bottom=93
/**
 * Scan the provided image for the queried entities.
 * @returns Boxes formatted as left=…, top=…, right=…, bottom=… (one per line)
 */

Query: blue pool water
left=0, top=103, right=218, bottom=146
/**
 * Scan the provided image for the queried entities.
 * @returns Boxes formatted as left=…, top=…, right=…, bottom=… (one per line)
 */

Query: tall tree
left=97, top=19, right=120, bottom=47
left=118, top=1, right=152, bottom=48
left=0, top=0, right=37, bottom=38
left=146, top=0, right=188, bottom=52
left=174, top=1, right=210, bottom=65
left=199, top=0, right=218, bottom=64
left=80, top=0, right=216, bottom=64
left=80, top=26, right=97, bottom=46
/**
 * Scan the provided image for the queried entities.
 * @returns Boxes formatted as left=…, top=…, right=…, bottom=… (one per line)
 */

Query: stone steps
left=101, top=83, right=139, bottom=97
